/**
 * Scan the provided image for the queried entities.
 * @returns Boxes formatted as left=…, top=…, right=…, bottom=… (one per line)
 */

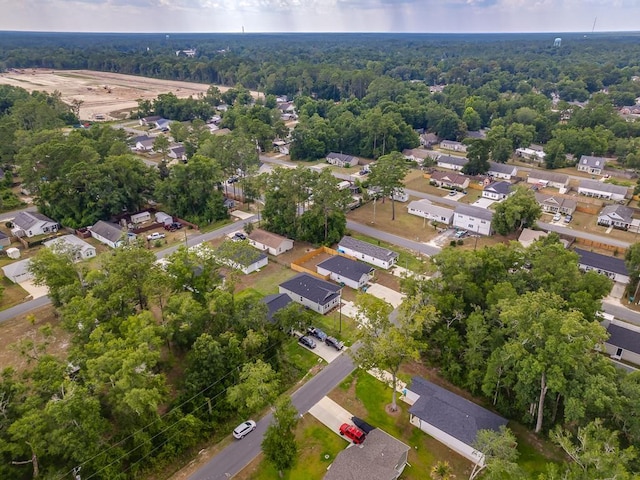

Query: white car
left=552, top=213, right=562, bottom=222
left=233, top=420, right=256, bottom=439
left=147, top=232, right=166, bottom=241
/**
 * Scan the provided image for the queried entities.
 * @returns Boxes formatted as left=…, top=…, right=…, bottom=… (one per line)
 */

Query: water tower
left=553, top=37, right=562, bottom=48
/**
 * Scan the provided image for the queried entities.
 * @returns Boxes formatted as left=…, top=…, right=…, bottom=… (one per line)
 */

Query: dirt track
left=0, top=69, right=258, bottom=121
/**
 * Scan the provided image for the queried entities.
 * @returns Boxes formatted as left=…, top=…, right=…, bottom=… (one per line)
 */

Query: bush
left=449, top=240, right=457, bottom=247
left=457, top=239, right=464, bottom=245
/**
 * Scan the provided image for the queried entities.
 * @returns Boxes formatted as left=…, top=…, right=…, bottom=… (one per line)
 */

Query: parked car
left=339, top=423, right=366, bottom=444
left=164, top=222, right=182, bottom=231
left=308, top=326, right=328, bottom=342
left=455, top=230, right=466, bottom=238
left=232, top=232, right=247, bottom=241
left=325, top=336, right=344, bottom=351
left=564, top=215, right=573, bottom=223
left=298, top=335, right=317, bottom=349
left=553, top=213, right=562, bottom=222
left=448, top=190, right=457, bottom=196
left=233, top=420, right=256, bottom=439
left=147, top=232, right=166, bottom=241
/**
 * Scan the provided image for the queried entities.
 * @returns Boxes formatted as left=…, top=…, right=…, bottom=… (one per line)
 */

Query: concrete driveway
left=340, top=300, right=359, bottom=319
left=471, top=197, right=495, bottom=208
left=308, top=396, right=355, bottom=439
left=19, top=280, right=48, bottom=299
left=365, top=283, right=405, bottom=308
left=297, top=334, right=346, bottom=363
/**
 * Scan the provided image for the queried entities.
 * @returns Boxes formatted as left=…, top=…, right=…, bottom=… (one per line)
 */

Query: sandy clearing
left=0, top=68, right=260, bottom=121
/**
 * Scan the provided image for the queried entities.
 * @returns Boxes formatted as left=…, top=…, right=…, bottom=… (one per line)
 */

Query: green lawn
left=346, top=232, right=432, bottom=274
left=311, top=309, right=360, bottom=346
left=244, top=264, right=297, bottom=296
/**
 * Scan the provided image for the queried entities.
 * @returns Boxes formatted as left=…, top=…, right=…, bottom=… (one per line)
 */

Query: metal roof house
left=279, top=273, right=342, bottom=314
left=575, top=248, right=629, bottom=284
left=338, top=236, right=399, bottom=270
left=406, top=376, right=508, bottom=466
left=453, top=205, right=494, bottom=236
left=324, top=428, right=410, bottom=480
left=317, top=255, right=374, bottom=290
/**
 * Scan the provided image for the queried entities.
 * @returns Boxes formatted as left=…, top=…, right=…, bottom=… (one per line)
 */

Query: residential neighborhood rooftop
left=89, top=220, right=125, bottom=243
left=260, top=293, right=293, bottom=322
left=248, top=228, right=290, bottom=249
left=579, top=179, right=628, bottom=195
left=606, top=322, right=640, bottom=355
left=437, top=154, right=469, bottom=167
left=528, top=170, right=569, bottom=184
left=317, top=255, right=374, bottom=282
left=338, top=236, right=399, bottom=263
left=12, top=211, right=56, bottom=230
left=279, top=273, right=342, bottom=304
left=574, top=248, right=629, bottom=276
left=454, top=204, right=494, bottom=222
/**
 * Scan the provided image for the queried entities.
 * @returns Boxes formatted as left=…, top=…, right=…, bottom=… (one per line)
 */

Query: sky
left=1, top=0, right=640, bottom=34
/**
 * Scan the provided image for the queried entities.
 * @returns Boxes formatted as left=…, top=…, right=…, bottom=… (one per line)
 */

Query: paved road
left=189, top=350, right=357, bottom=480
left=346, top=220, right=440, bottom=257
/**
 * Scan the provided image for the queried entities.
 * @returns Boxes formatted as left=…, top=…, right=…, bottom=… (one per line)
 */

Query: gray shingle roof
left=488, top=162, right=516, bottom=175
left=579, top=155, right=607, bottom=169
left=578, top=179, right=628, bottom=195
left=327, top=152, right=356, bottom=163
left=279, top=273, right=341, bottom=305
left=484, top=181, right=512, bottom=195
left=575, top=248, right=629, bottom=276
left=437, top=155, right=469, bottom=167
left=454, top=204, right=494, bottom=222
left=528, top=170, right=569, bottom=184
left=408, top=199, right=454, bottom=219
left=599, top=205, right=634, bottom=223
left=338, top=236, right=399, bottom=263
left=317, top=255, right=374, bottom=282
left=90, top=220, right=125, bottom=243
left=606, top=323, right=640, bottom=355
left=261, top=293, right=292, bottom=322
left=324, top=429, right=410, bottom=480
left=12, top=211, right=55, bottom=230
left=408, top=376, right=508, bottom=446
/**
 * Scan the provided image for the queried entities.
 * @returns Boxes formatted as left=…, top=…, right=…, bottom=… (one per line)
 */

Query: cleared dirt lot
left=0, top=69, right=258, bottom=121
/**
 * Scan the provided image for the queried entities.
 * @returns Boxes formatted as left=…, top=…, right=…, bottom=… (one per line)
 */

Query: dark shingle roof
left=261, top=293, right=293, bottom=322
left=12, top=211, right=55, bottom=230
left=408, top=376, right=508, bottom=446
left=338, top=236, right=399, bottom=263
left=606, top=323, right=640, bottom=355
left=488, top=162, right=516, bottom=175
left=579, top=155, right=607, bottom=169
left=90, top=220, right=125, bottom=243
left=279, top=273, right=341, bottom=306
left=579, top=179, right=628, bottom=195
left=317, top=255, right=374, bottom=282
left=574, top=248, right=629, bottom=276
left=327, top=152, right=356, bottom=163
left=484, top=181, right=512, bottom=196
left=437, top=155, right=468, bottom=167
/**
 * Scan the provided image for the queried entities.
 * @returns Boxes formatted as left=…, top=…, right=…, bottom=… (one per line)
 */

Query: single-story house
left=43, top=235, right=96, bottom=261
left=407, top=199, right=454, bottom=225
left=11, top=211, right=59, bottom=238
left=534, top=193, right=577, bottom=215
left=130, top=211, right=151, bottom=224
left=419, top=132, right=438, bottom=147
left=338, top=236, right=399, bottom=270
left=527, top=170, right=569, bottom=189
left=436, top=154, right=469, bottom=171
left=406, top=376, right=508, bottom=466
left=390, top=189, right=409, bottom=203
left=139, top=115, right=162, bottom=126
left=515, top=146, right=546, bottom=163
left=135, top=136, right=156, bottom=152
left=216, top=242, right=268, bottom=275
left=482, top=181, right=513, bottom=201
left=155, top=212, right=173, bottom=226
left=430, top=171, right=470, bottom=190
left=466, top=130, right=486, bottom=140
left=577, top=155, right=607, bottom=175
left=1, top=258, right=33, bottom=284
left=453, top=205, right=494, bottom=236
left=575, top=248, right=629, bottom=284
left=577, top=180, right=628, bottom=202
left=279, top=273, right=342, bottom=314
left=518, top=228, right=548, bottom=248
left=402, top=148, right=434, bottom=165
left=440, top=140, right=467, bottom=153
left=324, top=428, right=410, bottom=480
left=488, top=162, right=517, bottom=180
left=317, top=255, right=374, bottom=290
left=603, top=319, right=640, bottom=366
left=0, top=231, right=11, bottom=248
left=89, top=220, right=131, bottom=249
left=248, top=229, right=294, bottom=256
left=168, top=145, right=186, bottom=161
left=597, top=205, right=634, bottom=229
left=260, top=293, right=293, bottom=323
left=326, top=152, right=359, bottom=168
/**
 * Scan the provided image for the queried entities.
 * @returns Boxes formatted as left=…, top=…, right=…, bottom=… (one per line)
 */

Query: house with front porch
left=577, top=155, right=607, bottom=175
left=482, top=181, right=513, bottom=201
left=597, top=205, right=634, bottom=229
left=11, top=212, right=59, bottom=238
left=436, top=154, right=468, bottom=171
left=407, top=199, right=454, bottom=225
left=577, top=180, right=628, bottom=202
left=430, top=171, right=470, bottom=190
left=534, top=193, right=577, bottom=215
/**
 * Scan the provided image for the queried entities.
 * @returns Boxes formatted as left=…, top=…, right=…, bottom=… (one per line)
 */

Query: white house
left=10, top=211, right=58, bottom=238
left=89, top=220, right=131, bottom=249
left=168, top=145, right=187, bottom=161
left=534, top=193, right=577, bottom=215
left=488, top=162, right=517, bottom=180
left=482, top=181, right=512, bottom=201
left=526, top=170, right=569, bottom=189
left=406, top=376, right=508, bottom=466
left=338, top=236, right=399, bottom=270
left=134, top=136, right=156, bottom=152
left=216, top=242, right=268, bottom=275
left=577, top=155, right=607, bottom=175
left=436, top=154, right=468, bottom=171
left=577, top=179, right=628, bottom=201
left=575, top=247, right=629, bottom=284
left=516, top=146, right=546, bottom=163
left=597, top=205, right=634, bottom=229
left=279, top=273, right=342, bottom=314
left=248, top=229, right=294, bottom=256
left=440, top=140, right=467, bottom=153
left=1, top=258, right=33, bottom=284
left=603, top=319, right=640, bottom=366
left=402, top=148, right=436, bottom=165
left=316, top=255, right=374, bottom=290
left=43, top=235, right=96, bottom=262
left=407, top=199, right=454, bottom=225
left=453, top=205, right=494, bottom=236
left=429, top=171, right=470, bottom=190
left=326, top=152, right=359, bottom=168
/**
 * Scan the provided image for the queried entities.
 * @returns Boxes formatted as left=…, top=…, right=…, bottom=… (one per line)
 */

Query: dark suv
left=308, top=326, right=327, bottom=342
left=325, top=336, right=344, bottom=351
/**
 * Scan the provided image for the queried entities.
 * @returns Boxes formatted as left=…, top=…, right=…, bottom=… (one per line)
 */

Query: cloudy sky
left=1, top=0, right=639, bottom=34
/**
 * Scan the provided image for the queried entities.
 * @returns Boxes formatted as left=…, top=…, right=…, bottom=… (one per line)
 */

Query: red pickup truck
left=339, top=423, right=366, bottom=444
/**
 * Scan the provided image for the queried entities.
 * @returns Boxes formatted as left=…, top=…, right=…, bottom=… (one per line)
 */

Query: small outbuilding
left=155, top=212, right=173, bottom=226
left=130, top=211, right=151, bottom=224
